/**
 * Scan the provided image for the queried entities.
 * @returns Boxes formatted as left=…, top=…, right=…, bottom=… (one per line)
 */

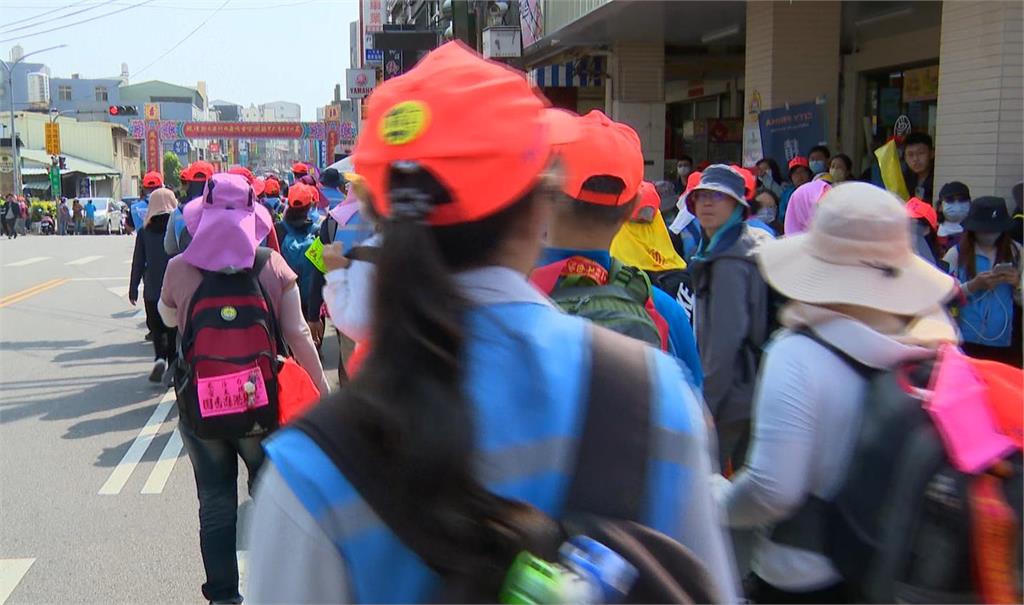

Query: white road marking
left=107, top=286, right=128, bottom=298
left=141, top=428, right=183, bottom=494
left=4, top=257, right=49, bottom=267
left=65, top=255, right=103, bottom=265
left=0, top=558, right=35, bottom=605
left=123, top=259, right=133, bottom=264
left=98, top=391, right=175, bottom=495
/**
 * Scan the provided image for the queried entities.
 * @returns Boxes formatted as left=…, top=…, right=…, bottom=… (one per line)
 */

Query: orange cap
left=142, top=171, right=163, bottom=188
left=631, top=181, right=660, bottom=221
left=287, top=183, right=317, bottom=208
left=263, top=178, right=281, bottom=196
left=253, top=177, right=266, bottom=197
left=906, top=196, right=938, bottom=230
left=788, top=156, right=810, bottom=171
left=182, top=161, right=214, bottom=183
left=292, top=162, right=309, bottom=175
left=229, top=166, right=256, bottom=184
left=355, top=41, right=578, bottom=227
left=556, top=110, right=643, bottom=206
left=685, top=171, right=703, bottom=194
left=731, top=164, right=756, bottom=201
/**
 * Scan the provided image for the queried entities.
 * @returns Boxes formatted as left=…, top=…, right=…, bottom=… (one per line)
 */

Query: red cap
left=788, top=156, right=810, bottom=171
left=263, top=178, right=281, bottom=196
left=292, top=162, right=309, bottom=175
left=731, top=164, right=756, bottom=201
left=631, top=181, right=660, bottom=221
left=181, top=161, right=215, bottom=183
left=228, top=166, right=256, bottom=184
left=287, top=183, right=317, bottom=208
left=906, top=197, right=938, bottom=230
left=556, top=110, right=643, bottom=206
left=684, top=171, right=703, bottom=195
left=355, top=41, right=579, bottom=226
left=253, top=177, right=266, bottom=197
left=142, top=171, right=164, bottom=188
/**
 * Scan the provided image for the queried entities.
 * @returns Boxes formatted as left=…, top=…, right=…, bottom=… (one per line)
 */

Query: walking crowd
left=119, top=42, right=1022, bottom=604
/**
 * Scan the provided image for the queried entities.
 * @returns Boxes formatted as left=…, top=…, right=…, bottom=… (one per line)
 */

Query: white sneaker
left=149, top=359, right=167, bottom=383
left=161, top=360, right=175, bottom=388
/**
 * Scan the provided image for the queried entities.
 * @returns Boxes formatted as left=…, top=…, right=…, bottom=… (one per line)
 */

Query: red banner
left=146, top=127, right=161, bottom=176
left=182, top=122, right=305, bottom=139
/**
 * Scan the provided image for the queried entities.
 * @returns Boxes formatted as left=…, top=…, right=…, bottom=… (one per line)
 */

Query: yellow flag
left=610, top=212, right=687, bottom=273
left=874, top=139, right=910, bottom=201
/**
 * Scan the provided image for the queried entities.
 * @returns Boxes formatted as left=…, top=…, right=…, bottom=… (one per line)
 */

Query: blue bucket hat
left=682, top=164, right=748, bottom=210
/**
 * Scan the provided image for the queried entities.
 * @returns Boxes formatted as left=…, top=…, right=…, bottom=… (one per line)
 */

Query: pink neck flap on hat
left=784, top=180, right=832, bottom=235
left=179, top=173, right=273, bottom=272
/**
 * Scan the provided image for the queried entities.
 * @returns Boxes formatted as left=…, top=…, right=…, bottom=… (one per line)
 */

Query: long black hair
left=757, top=157, right=783, bottom=185
left=326, top=164, right=558, bottom=591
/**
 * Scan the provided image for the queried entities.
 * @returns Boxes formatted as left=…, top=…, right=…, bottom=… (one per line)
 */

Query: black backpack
left=294, top=327, right=722, bottom=603
left=772, top=331, right=1023, bottom=603
left=174, top=248, right=283, bottom=439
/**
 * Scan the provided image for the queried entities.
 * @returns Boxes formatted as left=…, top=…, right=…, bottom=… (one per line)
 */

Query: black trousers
left=144, top=299, right=176, bottom=361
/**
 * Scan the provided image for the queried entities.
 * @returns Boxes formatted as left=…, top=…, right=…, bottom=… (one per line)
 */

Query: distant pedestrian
left=129, top=188, right=178, bottom=384
left=3, top=196, right=18, bottom=239
left=72, top=199, right=83, bottom=235
left=58, top=198, right=70, bottom=235
left=84, top=199, right=96, bottom=235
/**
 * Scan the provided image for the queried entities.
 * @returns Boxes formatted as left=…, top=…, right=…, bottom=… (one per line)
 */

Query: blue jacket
left=955, top=248, right=1018, bottom=347
left=249, top=267, right=736, bottom=603
left=540, top=248, right=704, bottom=389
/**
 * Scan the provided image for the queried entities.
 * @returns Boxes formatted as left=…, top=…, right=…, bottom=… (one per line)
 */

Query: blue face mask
left=941, top=200, right=970, bottom=224
left=809, top=159, right=827, bottom=175
left=755, top=207, right=777, bottom=224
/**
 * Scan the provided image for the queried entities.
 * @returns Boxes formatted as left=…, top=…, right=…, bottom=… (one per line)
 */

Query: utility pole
left=0, top=44, right=67, bottom=197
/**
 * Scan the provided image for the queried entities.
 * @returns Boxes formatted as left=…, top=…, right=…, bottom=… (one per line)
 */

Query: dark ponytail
left=329, top=164, right=557, bottom=592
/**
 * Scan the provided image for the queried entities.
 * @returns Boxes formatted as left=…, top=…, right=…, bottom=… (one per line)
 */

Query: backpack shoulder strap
left=565, top=326, right=652, bottom=519
left=795, top=327, right=874, bottom=379
left=251, top=247, right=287, bottom=355
left=609, top=259, right=653, bottom=306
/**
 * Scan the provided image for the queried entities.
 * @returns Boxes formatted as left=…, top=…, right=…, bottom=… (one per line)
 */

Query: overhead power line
left=0, top=0, right=157, bottom=44
left=1, top=0, right=117, bottom=34
left=0, top=0, right=90, bottom=30
left=131, top=0, right=231, bottom=79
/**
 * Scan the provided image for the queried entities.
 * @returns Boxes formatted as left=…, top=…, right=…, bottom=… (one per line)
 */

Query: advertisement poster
left=757, top=101, right=827, bottom=163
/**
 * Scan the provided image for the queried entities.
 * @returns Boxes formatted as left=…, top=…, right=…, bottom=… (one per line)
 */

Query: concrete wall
left=49, top=77, right=122, bottom=115
left=609, top=41, right=665, bottom=180
left=934, top=0, right=1023, bottom=199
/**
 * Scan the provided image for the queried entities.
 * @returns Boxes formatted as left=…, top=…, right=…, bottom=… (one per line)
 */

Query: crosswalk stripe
left=99, top=391, right=175, bottom=495
left=106, top=286, right=128, bottom=298
left=4, top=257, right=50, bottom=267
left=66, top=255, right=103, bottom=265
left=141, top=428, right=183, bottom=494
left=0, top=558, right=35, bottom=605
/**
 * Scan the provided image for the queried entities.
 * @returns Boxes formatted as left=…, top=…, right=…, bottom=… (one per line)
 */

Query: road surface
left=0, top=233, right=340, bottom=604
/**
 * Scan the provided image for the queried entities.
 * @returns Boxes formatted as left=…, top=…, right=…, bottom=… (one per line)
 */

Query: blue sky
left=2, top=0, right=359, bottom=120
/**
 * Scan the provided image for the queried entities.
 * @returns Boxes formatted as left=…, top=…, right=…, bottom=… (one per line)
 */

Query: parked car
left=78, top=198, right=123, bottom=234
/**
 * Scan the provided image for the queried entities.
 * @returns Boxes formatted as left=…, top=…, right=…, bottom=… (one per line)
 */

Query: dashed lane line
left=4, top=256, right=50, bottom=267
left=140, top=428, right=183, bottom=495
left=0, top=558, right=35, bottom=605
left=98, top=391, right=175, bottom=495
left=65, top=255, right=103, bottom=265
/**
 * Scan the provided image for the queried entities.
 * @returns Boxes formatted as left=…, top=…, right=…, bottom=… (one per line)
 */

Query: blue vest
left=130, top=197, right=149, bottom=230
left=957, top=250, right=1016, bottom=347
left=266, top=302, right=702, bottom=603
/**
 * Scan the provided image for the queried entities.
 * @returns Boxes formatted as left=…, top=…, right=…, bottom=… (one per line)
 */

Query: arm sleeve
left=652, top=355, right=740, bottom=602
left=700, top=261, right=751, bottom=417
left=323, top=260, right=375, bottom=342
left=717, top=339, right=817, bottom=527
left=163, top=218, right=180, bottom=256
left=279, top=285, right=331, bottom=395
left=246, top=462, right=352, bottom=604
left=651, top=288, right=703, bottom=390
left=129, top=232, right=146, bottom=297
left=158, top=298, right=178, bottom=328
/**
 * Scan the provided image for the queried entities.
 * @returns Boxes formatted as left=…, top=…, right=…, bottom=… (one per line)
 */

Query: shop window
left=95, top=86, right=108, bottom=102
left=58, top=85, right=72, bottom=101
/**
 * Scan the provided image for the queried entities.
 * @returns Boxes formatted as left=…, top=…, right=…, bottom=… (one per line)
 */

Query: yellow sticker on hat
left=379, top=101, right=430, bottom=145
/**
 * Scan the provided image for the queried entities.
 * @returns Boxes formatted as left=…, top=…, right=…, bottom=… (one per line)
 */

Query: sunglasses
left=691, top=190, right=734, bottom=204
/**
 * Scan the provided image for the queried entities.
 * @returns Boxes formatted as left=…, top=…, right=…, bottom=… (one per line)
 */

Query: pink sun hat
left=180, top=173, right=273, bottom=272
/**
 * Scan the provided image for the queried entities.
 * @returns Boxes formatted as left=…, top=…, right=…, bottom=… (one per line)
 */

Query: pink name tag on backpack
left=925, top=344, right=1016, bottom=474
left=197, top=366, right=269, bottom=418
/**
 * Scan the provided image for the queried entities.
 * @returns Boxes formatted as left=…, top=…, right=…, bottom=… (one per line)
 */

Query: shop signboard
left=757, top=101, right=827, bottom=164
left=903, top=65, right=939, bottom=103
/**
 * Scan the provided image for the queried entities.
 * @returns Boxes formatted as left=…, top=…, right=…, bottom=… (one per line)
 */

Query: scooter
left=40, top=213, right=55, bottom=235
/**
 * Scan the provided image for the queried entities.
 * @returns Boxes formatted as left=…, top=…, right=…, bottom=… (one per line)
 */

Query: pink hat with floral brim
left=180, top=173, right=273, bottom=272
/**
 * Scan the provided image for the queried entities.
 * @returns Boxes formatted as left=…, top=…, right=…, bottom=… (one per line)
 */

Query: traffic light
left=108, top=105, right=138, bottom=116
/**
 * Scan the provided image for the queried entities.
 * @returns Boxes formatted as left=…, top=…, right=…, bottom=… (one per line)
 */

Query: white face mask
left=678, top=164, right=692, bottom=178
left=755, top=208, right=777, bottom=224
left=975, top=232, right=1001, bottom=246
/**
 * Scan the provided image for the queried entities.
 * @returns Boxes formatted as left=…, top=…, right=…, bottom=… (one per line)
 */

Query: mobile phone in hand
left=993, top=262, right=1016, bottom=273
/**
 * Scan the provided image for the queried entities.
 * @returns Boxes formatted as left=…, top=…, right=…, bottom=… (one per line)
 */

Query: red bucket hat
left=557, top=110, right=643, bottom=206
left=142, top=171, right=164, bottom=188
left=354, top=41, right=578, bottom=227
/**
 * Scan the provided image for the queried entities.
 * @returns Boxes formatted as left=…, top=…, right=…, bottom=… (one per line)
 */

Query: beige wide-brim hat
left=758, top=182, right=956, bottom=316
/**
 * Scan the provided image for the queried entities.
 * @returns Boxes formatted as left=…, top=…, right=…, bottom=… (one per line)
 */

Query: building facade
left=521, top=0, right=1022, bottom=200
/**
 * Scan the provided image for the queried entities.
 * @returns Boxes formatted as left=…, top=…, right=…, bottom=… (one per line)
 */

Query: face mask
left=829, top=168, right=846, bottom=181
left=759, top=173, right=774, bottom=186
left=755, top=208, right=777, bottom=224
left=809, top=160, right=827, bottom=174
left=941, top=201, right=970, bottom=224
left=975, top=232, right=1000, bottom=246
left=678, top=165, right=691, bottom=178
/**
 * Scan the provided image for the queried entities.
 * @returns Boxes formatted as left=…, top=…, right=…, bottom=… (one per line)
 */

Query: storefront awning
left=20, top=148, right=119, bottom=177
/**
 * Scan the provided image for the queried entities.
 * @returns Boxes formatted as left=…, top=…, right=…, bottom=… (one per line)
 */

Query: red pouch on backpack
left=277, top=357, right=321, bottom=424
